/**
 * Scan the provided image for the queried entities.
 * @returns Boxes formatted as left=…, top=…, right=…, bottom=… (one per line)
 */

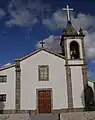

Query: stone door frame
left=36, top=88, right=53, bottom=114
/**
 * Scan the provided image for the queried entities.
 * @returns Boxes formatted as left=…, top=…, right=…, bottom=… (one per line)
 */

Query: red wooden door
left=38, top=90, right=52, bottom=114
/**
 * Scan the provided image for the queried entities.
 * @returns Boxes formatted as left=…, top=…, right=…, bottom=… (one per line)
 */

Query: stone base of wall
left=1, top=111, right=95, bottom=120
left=60, top=111, right=95, bottom=120
left=0, top=114, right=29, bottom=120
left=0, top=113, right=58, bottom=120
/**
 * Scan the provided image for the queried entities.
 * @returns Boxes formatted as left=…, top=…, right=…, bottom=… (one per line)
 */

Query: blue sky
left=0, top=0, right=95, bottom=79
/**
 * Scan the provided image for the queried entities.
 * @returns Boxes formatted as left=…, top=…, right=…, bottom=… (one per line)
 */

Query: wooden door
left=38, top=90, right=52, bottom=114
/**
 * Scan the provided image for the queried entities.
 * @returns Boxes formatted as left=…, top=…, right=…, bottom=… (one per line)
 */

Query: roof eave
left=17, top=48, right=65, bottom=61
left=0, top=64, right=15, bottom=71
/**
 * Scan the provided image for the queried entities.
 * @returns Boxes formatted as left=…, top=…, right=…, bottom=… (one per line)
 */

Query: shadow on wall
left=0, top=102, right=5, bottom=114
left=81, top=84, right=95, bottom=111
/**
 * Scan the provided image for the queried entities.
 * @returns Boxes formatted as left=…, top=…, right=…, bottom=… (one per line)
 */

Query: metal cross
left=62, top=5, right=74, bottom=21
left=40, top=40, right=45, bottom=48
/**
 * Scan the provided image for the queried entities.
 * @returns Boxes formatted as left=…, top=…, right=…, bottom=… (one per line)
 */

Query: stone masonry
left=60, top=111, right=95, bottom=120
left=15, top=59, right=21, bottom=112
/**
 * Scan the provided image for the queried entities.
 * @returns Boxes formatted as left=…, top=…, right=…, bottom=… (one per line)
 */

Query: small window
left=0, top=94, right=6, bottom=102
left=38, top=65, right=49, bottom=81
left=0, top=76, right=7, bottom=82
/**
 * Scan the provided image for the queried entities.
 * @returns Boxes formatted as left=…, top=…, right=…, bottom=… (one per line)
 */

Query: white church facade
left=0, top=5, right=94, bottom=114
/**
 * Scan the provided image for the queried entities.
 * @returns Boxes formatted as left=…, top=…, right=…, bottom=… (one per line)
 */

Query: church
left=0, top=5, right=94, bottom=114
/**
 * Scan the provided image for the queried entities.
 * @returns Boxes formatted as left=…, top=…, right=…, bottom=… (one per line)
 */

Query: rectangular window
left=0, top=94, right=6, bottom=102
left=38, top=65, right=49, bottom=81
left=0, top=76, right=7, bottom=82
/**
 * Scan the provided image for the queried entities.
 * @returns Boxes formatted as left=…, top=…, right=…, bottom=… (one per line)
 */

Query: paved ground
left=0, top=113, right=58, bottom=120
left=29, top=114, right=58, bottom=120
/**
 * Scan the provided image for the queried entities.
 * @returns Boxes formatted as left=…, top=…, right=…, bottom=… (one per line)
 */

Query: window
left=0, top=76, right=7, bottom=82
left=0, top=94, right=6, bottom=102
left=38, top=65, right=49, bottom=81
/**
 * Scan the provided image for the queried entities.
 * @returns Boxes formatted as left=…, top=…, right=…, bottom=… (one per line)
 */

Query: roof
left=88, top=80, right=95, bottom=84
left=0, top=48, right=65, bottom=71
left=0, top=64, right=15, bottom=71
left=0, top=48, right=94, bottom=84
left=19, top=48, right=65, bottom=61
left=64, top=21, right=78, bottom=36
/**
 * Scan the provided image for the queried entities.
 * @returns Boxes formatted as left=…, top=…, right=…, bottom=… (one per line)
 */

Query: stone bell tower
left=60, top=5, right=88, bottom=109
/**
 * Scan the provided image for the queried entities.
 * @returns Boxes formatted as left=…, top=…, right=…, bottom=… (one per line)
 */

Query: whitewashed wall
left=71, top=66, right=84, bottom=108
left=20, top=50, right=68, bottom=110
left=0, top=67, right=15, bottom=109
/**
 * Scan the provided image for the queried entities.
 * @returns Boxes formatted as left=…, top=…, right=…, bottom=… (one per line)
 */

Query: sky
left=0, top=0, right=95, bottom=79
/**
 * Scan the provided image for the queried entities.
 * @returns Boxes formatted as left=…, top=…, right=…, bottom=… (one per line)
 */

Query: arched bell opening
left=70, top=41, right=80, bottom=59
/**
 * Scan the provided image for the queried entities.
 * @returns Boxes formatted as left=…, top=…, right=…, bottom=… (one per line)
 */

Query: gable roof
left=0, top=64, right=15, bottom=71
left=0, top=48, right=65, bottom=71
left=18, top=48, right=65, bottom=61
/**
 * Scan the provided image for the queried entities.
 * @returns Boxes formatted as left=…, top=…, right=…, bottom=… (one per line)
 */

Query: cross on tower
left=40, top=40, right=45, bottom=48
left=62, top=5, right=74, bottom=21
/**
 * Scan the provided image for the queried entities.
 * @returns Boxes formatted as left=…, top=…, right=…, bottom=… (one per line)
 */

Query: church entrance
left=37, top=89, right=52, bottom=114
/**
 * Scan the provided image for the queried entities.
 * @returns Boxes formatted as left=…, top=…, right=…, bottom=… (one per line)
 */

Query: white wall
left=71, top=66, right=84, bottom=108
left=20, top=50, right=68, bottom=110
left=0, top=67, right=15, bottom=109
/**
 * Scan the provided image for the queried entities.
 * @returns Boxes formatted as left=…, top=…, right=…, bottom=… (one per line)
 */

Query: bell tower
left=60, top=21, right=85, bottom=61
left=60, top=5, right=88, bottom=109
